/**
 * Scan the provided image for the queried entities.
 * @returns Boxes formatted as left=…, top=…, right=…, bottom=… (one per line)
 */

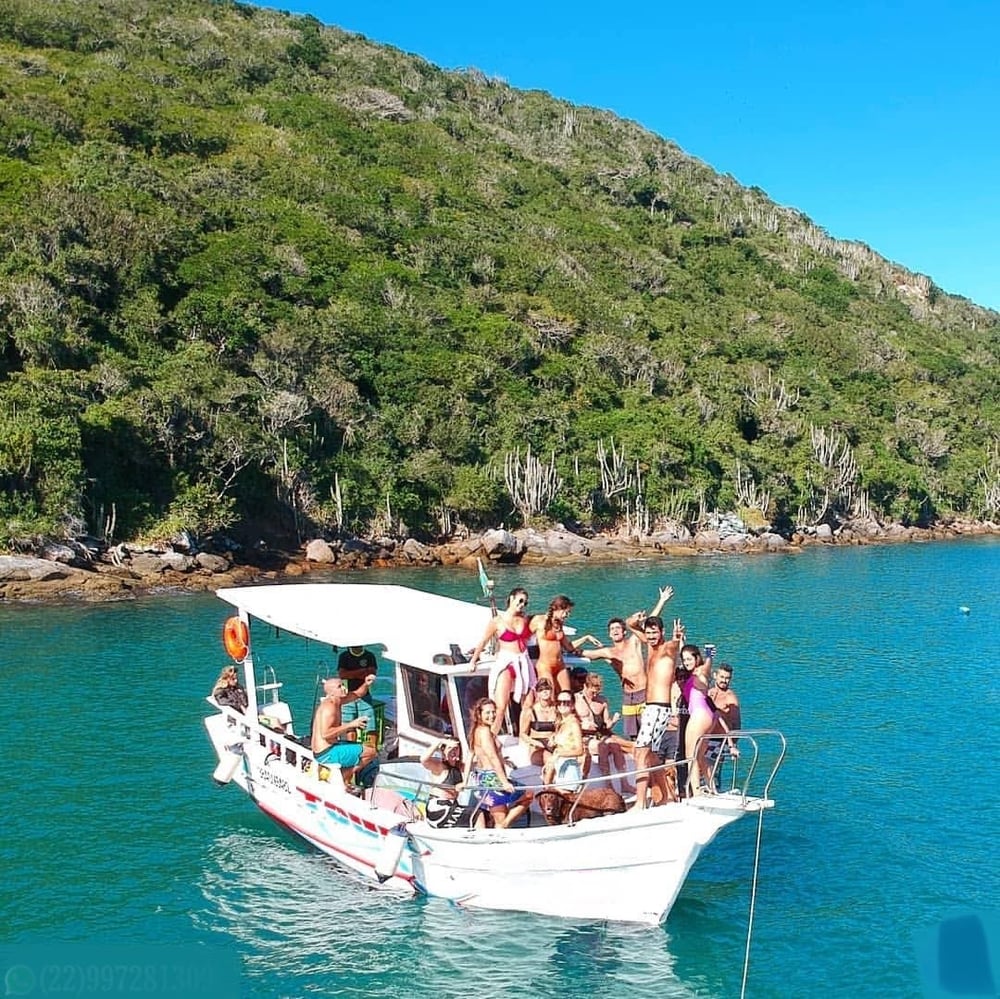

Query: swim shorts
left=621, top=688, right=646, bottom=739
left=471, top=769, right=525, bottom=809
left=316, top=741, right=364, bottom=768
left=635, top=703, right=673, bottom=759
left=552, top=757, right=583, bottom=792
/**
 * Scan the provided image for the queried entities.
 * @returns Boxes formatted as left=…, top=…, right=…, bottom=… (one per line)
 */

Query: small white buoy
left=213, top=745, right=244, bottom=785
left=960, top=606, right=971, bottom=615
left=374, top=825, right=408, bottom=883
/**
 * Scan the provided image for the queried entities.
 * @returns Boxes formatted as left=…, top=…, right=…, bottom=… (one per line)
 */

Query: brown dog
left=536, top=787, right=626, bottom=825
left=650, top=764, right=679, bottom=805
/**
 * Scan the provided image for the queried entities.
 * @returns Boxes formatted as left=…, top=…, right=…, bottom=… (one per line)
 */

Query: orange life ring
left=222, top=616, right=249, bottom=661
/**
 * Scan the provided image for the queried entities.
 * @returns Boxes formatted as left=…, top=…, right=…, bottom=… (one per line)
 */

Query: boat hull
left=207, top=712, right=750, bottom=923
left=408, top=803, right=743, bottom=925
left=205, top=713, right=419, bottom=892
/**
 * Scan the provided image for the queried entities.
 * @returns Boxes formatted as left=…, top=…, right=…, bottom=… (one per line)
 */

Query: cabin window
left=401, top=667, right=451, bottom=735
left=453, top=674, right=489, bottom=739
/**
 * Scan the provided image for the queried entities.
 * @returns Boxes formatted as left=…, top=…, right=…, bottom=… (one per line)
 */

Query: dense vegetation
left=1, top=0, right=998, bottom=551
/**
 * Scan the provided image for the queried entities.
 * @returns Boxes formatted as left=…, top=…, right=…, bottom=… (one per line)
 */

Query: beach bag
left=425, top=796, right=479, bottom=829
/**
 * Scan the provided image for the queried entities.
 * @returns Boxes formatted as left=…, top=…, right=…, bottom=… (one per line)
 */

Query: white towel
left=488, top=651, right=537, bottom=705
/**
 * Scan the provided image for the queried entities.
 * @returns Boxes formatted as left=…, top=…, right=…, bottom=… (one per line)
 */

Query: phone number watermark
left=1, top=945, right=239, bottom=998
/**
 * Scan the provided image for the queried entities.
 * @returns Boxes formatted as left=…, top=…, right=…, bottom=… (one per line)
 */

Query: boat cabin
left=214, top=582, right=499, bottom=764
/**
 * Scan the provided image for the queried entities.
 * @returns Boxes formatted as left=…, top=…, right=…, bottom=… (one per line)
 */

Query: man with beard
left=629, top=616, right=684, bottom=810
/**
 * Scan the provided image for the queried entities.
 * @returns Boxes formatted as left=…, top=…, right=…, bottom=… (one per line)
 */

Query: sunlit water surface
left=3, top=538, right=998, bottom=997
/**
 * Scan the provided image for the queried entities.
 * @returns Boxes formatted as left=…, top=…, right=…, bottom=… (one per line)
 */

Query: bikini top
left=527, top=709, right=556, bottom=736
left=498, top=617, right=531, bottom=647
left=441, top=764, right=463, bottom=787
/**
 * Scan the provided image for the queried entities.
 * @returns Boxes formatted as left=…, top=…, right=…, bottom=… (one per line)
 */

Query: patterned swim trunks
left=635, top=703, right=673, bottom=759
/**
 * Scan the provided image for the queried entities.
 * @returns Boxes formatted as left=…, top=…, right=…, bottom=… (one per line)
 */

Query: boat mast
left=237, top=610, right=259, bottom=718
left=477, top=558, right=498, bottom=653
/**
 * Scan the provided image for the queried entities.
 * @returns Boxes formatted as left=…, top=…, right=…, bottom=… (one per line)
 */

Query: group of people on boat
left=466, top=584, right=743, bottom=805
left=208, top=581, right=743, bottom=813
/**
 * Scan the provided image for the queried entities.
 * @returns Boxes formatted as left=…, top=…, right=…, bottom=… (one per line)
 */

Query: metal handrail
left=340, top=728, right=785, bottom=829
left=695, top=728, right=787, bottom=804
left=255, top=665, right=282, bottom=704
left=368, top=768, right=487, bottom=828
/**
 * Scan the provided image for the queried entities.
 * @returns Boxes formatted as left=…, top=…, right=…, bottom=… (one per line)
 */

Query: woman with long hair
left=530, top=595, right=576, bottom=693
left=679, top=644, right=730, bottom=796
left=465, top=698, right=532, bottom=828
left=542, top=690, right=585, bottom=791
left=470, top=587, right=535, bottom=735
left=211, top=665, right=248, bottom=713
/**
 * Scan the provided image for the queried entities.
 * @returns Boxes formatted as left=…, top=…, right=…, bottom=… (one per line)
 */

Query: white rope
left=740, top=805, right=766, bottom=999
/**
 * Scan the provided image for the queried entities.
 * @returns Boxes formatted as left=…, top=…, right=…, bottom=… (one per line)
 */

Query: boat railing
left=541, top=730, right=784, bottom=825
left=375, top=728, right=784, bottom=829
left=695, top=728, right=786, bottom=804
left=255, top=664, right=283, bottom=705
left=369, top=770, right=455, bottom=811
left=213, top=700, right=784, bottom=827
left=531, top=756, right=692, bottom=826
left=210, top=700, right=329, bottom=776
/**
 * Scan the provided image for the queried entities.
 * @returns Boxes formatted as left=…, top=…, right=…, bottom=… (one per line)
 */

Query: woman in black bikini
left=519, top=677, right=558, bottom=767
left=420, top=738, right=465, bottom=795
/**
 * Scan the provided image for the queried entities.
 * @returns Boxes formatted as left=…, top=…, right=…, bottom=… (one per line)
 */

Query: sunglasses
left=556, top=699, right=574, bottom=706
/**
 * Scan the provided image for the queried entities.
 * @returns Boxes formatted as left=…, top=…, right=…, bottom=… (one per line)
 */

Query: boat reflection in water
left=196, top=826, right=706, bottom=998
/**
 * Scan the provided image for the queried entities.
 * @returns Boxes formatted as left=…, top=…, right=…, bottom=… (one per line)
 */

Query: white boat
left=204, top=582, right=785, bottom=926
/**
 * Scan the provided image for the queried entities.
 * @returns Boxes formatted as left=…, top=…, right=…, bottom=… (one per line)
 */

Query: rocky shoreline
left=0, top=517, right=996, bottom=605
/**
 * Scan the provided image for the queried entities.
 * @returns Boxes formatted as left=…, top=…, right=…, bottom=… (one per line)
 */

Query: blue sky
left=266, top=0, right=1000, bottom=312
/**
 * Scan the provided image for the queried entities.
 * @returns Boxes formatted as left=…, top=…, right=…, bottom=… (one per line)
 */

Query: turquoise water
left=3, top=538, right=998, bottom=997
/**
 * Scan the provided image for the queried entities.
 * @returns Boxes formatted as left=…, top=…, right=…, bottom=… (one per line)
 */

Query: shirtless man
left=311, top=675, right=378, bottom=784
left=709, top=663, right=741, bottom=730
left=584, top=585, right=674, bottom=739
left=631, top=617, right=684, bottom=810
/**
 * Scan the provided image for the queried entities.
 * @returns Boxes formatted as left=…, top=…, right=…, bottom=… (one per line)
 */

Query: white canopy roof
left=216, top=582, right=492, bottom=670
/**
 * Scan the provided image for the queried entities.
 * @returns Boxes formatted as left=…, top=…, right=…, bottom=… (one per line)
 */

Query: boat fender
left=222, top=616, right=249, bottom=661
left=374, top=824, right=408, bottom=883
left=213, top=743, right=244, bottom=785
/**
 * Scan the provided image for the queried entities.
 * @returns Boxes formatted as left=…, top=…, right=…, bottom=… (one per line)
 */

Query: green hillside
left=1, top=0, right=998, bottom=551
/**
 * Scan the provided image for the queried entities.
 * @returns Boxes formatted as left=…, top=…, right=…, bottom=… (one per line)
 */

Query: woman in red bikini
left=529, top=595, right=576, bottom=694
left=469, top=587, right=535, bottom=735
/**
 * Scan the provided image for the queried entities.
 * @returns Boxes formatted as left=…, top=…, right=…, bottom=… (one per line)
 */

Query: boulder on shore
left=757, top=532, right=789, bottom=551
left=0, top=555, right=80, bottom=583
left=305, top=538, right=336, bottom=564
left=693, top=529, right=721, bottom=549
left=195, top=552, right=230, bottom=573
left=401, top=538, right=433, bottom=562
left=517, top=528, right=590, bottom=562
left=481, top=529, right=523, bottom=561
